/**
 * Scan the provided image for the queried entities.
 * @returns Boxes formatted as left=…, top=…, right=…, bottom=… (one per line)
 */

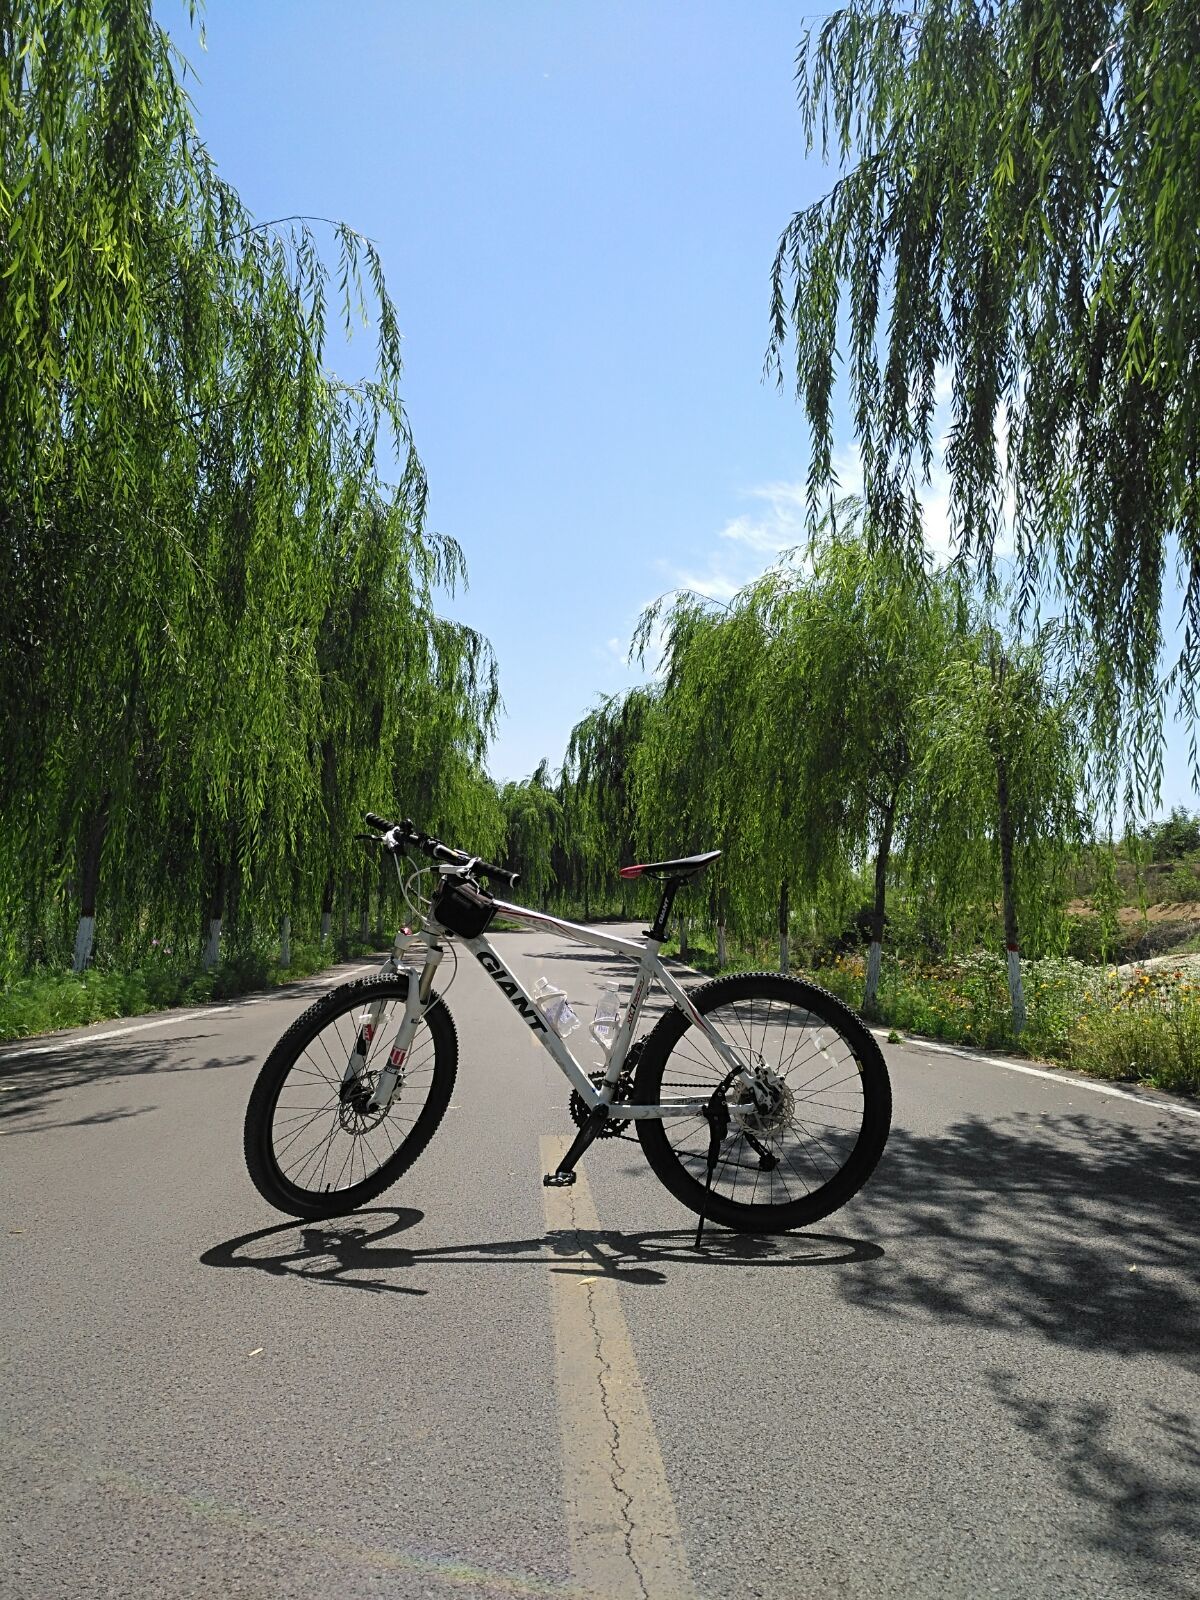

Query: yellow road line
left=540, top=1135, right=699, bottom=1600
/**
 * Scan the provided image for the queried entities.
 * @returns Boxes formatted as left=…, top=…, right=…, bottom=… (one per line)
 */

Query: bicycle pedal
left=542, top=1171, right=577, bottom=1187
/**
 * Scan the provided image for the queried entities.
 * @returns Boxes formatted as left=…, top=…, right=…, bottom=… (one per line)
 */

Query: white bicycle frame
left=357, top=881, right=754, bottom=1120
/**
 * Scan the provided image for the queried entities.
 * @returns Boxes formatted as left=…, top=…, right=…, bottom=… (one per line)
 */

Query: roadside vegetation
left=0, top=935, right=391, bottom=1042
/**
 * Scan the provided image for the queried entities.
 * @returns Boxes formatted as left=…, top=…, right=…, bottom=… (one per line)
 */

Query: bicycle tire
left=631, top=971, right=891, bottom=1233
left=244, top=973, right=457, bottom=1220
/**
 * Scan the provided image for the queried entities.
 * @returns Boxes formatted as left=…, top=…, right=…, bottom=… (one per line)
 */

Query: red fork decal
left=389, top=1046, right=406, bottom=1067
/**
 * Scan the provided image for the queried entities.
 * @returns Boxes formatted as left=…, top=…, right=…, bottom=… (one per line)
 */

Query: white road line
left=0, top=1007, right=235, bottom=1061
left=874, top=1028, right=1200, bottom=1122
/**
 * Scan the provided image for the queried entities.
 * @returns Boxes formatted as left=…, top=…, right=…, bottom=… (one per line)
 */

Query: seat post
left=645, top=877, right=684, bottom=943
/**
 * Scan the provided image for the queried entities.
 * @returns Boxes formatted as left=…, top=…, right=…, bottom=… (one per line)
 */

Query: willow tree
left=914, top=621, right=1090, bottom=1032
left=562, top=689, right=658, bottom=918
left=0, top=1, right=486, bottom=974
left=499, top=761, right=562, bottom=906
left=740, top=528, right=957, bottom=1004
left=632, top=590, right=775, bottom=965
left=768, top=0, right=1199, bottom=809
left=310, top=489, right=499, bottom=949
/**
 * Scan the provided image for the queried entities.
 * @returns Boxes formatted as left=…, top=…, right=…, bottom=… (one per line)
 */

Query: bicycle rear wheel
left=244, top=974, right=457, bottom=1220
left=631, top=971, right=890, bottom=1233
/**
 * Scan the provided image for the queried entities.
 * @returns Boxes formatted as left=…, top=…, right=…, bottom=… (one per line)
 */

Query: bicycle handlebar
left=363, top=813, right=520, bottom=889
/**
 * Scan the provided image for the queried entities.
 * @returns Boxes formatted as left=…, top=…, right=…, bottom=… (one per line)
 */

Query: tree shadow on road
left=200, top=1207, right=883, bottom=1298
left=843, top=1109, right=1200, bottom=1370
left=0, top=1035, right=255, bottom=1130
left=986, top=1371, right=1200, bottom=1600
left=0, top=1103, right=157, bottom=1137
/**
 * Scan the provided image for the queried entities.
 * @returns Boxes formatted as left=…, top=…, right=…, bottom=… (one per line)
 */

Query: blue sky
left=164, top=0, right=1196, bottom=815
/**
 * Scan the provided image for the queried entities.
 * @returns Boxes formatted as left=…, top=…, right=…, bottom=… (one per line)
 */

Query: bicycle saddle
left=618, top=850, right=721, bottom=880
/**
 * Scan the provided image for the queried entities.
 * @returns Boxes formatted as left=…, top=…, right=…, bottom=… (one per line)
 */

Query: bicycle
left=243, top=813, right=892, bottom=1241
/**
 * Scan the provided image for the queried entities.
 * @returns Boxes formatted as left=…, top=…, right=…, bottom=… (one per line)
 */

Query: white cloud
left=599, top=373, right=1021, bottom=687
left=716, top=481, right=809, bottom=553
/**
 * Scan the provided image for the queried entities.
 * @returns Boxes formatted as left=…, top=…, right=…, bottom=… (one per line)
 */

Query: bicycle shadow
left=200, top=1208, right=884, bottom=1298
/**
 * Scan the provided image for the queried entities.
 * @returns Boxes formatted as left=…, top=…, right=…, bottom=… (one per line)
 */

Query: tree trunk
left=778, top=878, right=789, bottom=974
left=679, top=915, right=690, bottom=961
left=373, top=857, right=388, bottom=944
left=320, top=875, right=334, bottom=948
left=863, top=802, right=896, bottom=1016
left=203, top=856, right=227, bottom=970
left=996, top=749, right=1026, bottom=1035
left=359, top=860, right=369, bottom=944
left=72, top=800, right=109, bottom=974
left=279, top=915, right=291, bottom=969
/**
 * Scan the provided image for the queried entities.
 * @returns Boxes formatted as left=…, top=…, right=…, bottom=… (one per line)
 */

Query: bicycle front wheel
left=244, top=974, right=457, bottom=1220
left=631, top=972, right=891, bottom=1233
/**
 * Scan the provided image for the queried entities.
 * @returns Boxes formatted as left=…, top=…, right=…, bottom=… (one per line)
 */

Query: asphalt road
left=2, top=924, right=1198, bottom=1600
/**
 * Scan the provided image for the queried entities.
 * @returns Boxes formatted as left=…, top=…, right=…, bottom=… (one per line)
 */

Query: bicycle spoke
left=265, top=993, right=445, bottom=1198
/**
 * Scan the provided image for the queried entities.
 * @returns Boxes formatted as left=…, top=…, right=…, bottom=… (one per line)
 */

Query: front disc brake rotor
left=337, top=1072, right=390, bottom=1133
left=728, top=1067, right=794, bottom=1137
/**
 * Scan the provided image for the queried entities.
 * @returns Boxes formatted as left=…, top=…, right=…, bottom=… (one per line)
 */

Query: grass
left=661, top=932, right=1200, bottom=1099
left=0, top=936, right=389, bottom=1043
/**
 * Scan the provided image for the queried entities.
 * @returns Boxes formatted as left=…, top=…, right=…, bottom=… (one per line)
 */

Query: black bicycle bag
left=431, top=877, right=496, bottom=939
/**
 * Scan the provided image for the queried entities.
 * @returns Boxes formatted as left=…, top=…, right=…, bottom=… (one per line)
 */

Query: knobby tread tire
left=244, top=973, right=457, bottom=1220
left=631, top=970, right=891, bottom=1234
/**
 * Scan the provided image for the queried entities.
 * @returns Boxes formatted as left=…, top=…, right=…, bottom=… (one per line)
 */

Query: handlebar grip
left=476, top=860, right=520, bottom=889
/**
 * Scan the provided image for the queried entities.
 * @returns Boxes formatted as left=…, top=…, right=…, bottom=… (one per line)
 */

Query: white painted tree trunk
left=864, top=940, right=883, bottom=1011
left=1007, top=946, right=1026, bottom=1036
left=203, top=917, right=222, bottom=970
left=280, top=915, right=291, bottom=969
left=319, top=910, right=331, bottom=948
left=717, top=922, right=727, bottom=969
left=72, top=915, right=95, bottom=975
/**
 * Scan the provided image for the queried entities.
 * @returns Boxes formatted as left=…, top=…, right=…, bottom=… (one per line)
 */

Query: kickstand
left=694, top=1090, right=730, bottom=1249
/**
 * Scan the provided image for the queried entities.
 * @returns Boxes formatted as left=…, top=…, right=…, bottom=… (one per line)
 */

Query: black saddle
left=619, top=850, right=721, bottom=881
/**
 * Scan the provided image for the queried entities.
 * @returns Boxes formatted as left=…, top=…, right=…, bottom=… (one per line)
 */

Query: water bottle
left=590, top=980, right=622, bottom=1050
left=532, top=976, right=580, bottom=1037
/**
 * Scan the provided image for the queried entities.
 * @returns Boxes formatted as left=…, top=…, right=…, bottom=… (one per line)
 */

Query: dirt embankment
left=1066, top=899, right=1200, bottom=925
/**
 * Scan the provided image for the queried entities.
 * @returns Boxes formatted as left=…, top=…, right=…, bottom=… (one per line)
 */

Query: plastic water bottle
left=590, top=980, right=622, bottom=1050
left=532, top=976, right=580, bottom=1037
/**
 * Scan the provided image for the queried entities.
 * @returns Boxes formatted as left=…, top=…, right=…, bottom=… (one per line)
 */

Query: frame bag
left=432, top=878, right=496, bottom=939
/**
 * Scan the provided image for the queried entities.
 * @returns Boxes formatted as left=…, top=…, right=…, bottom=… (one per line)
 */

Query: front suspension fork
left=340, top=938, right=442, bottom=1115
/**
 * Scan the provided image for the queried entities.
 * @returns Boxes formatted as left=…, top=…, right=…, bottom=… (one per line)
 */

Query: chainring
left=568, top=1041, right=641, bottom=1138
